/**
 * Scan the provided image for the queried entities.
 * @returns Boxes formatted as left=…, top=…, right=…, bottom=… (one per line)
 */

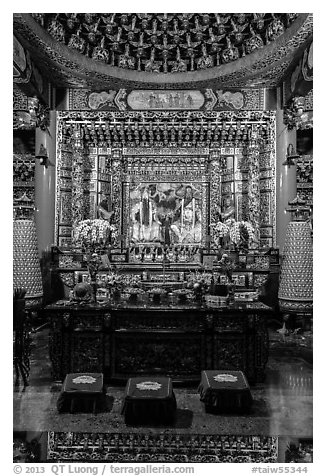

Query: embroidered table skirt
left=121, top=376, right=177, bottom=425
left=198, top=370, right=253, bottom=414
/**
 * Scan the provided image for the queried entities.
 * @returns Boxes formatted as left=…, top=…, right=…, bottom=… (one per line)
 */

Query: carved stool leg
left=70, top=398, right=76, bottom=413
left=14, top=358, right=20, bottom=387
left=19, top=361, right=30, bottom=388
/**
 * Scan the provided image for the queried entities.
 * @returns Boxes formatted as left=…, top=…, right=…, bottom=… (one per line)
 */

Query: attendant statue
left=130, top=186, right=161, bottom=243
left=171, top=185, right=201, bottom=243
left=221, top=195, right=235, bottom=221
left=97, top=195, right=114, bottom=221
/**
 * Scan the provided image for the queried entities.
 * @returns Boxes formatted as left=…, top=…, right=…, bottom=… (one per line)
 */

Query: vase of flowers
left=211, top=219, right=258, bottom=252
left=210, top=221, right=230, bottom=249
left=73, top=219, right=118, bottom=253
left=73, top=219, right=118, bottom=302
left=227, top=219, right=257, bottom=252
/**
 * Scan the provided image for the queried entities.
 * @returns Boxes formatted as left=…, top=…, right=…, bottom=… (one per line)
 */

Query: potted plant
left=73, top=219, right=118, bottom=302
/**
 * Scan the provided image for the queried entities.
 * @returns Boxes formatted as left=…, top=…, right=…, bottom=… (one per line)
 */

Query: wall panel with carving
left=13, top=153, right=35, bottom=219
left=13, top=89, right=36, bottom=218
left=14, top=34, right=51, bottom=106
left=296, top=155, right=312, bottom=208
left=67, top=88, right=266, bottom=112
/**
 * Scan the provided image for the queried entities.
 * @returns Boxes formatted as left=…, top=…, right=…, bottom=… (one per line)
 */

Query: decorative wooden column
left=209, top=149, right=222, bottom=226
left=247, top=125, right=260, bottom=248
left=71, top=125, right=85, bottom=230
left=275, top=107, right=297, bottom=253
left=110, top=148, right=123, bottom=247
left=34, top=110, right=56, bottom=256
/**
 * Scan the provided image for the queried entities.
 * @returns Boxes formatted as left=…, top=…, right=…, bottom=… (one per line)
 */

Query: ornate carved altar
left=45, top=300, right=271, bottom=385
left=47, top=110, right=276, bottom=386
left=55, top=110, right=277, bottom=252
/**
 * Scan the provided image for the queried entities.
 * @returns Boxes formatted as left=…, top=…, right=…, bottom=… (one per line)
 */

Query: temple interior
left=12, top=12, right=313, bottom=465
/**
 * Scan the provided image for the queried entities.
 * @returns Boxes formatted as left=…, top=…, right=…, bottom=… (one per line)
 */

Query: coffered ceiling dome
left=32, top=13, right=299, bottom=73
left=13, top=13, right=313, bottom=89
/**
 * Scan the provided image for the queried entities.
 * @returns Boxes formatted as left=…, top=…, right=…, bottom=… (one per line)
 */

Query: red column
left=275, top=108, right=297, bottom=253
left=34, top=111, right=56, bottom=256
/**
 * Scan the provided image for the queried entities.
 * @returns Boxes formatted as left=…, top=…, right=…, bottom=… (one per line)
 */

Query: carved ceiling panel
left=13, top=13, right=313, bottom=90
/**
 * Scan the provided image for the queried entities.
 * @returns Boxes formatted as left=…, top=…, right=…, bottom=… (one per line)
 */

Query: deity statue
left=170, top=185, right=202, bottom=243
left=221, top=195, right=235, bottom=221
left=130, top=186, right=161, bottom=243
left=97, top=194, right=114, bottom=221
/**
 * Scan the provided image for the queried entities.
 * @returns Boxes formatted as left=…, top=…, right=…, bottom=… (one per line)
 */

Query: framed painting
left=125, top=181, right=206, bottom=247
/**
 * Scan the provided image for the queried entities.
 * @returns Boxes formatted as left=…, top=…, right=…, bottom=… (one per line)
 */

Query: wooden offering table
left=45, top=300, right=271, bottom=384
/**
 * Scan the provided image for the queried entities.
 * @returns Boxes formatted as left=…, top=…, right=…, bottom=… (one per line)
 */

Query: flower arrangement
left=119, top=274, right=141, bottom=288
left=73, top=219, right=118, bottom=252
left=105, top=271, right=124, bottom=291
left=72, top=219, right=118, bottom=303
left=97, top=272, right=143, bottom=296
left=186, top=271, right=211, bottom=297
left=227, top=219, right=257, bottom=250
left=210, top=221, right=229, bottom=241
left=211, top=219, right=258, bottom=251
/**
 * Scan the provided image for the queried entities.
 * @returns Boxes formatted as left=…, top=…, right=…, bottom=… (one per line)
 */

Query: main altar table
left=44, top=301, right=271, bottom=384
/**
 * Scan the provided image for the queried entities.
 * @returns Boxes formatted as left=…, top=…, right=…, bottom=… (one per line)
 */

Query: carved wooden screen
left=55, top=111, right=276, bottom=250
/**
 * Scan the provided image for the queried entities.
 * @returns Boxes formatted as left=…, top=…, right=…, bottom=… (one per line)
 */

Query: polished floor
left=13, top=325, right=312, bottom=438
